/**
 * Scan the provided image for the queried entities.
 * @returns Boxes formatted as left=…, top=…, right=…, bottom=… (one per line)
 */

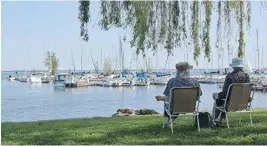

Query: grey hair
left=176, top=69, right=191, bottom=78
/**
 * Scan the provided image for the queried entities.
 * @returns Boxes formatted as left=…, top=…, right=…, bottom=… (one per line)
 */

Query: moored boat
left=103, top=79, right=122, bottom=87
left=151, top=75, right=172, bottom=85
left=20, top=76, right=29, bottom=82
left=29, top=73, right=42, bottom=83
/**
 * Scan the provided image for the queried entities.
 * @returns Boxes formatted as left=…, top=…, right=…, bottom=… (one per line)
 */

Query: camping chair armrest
left=164, top=101, right=169, bottom=104
left=248, top=97, right=253, bottom=102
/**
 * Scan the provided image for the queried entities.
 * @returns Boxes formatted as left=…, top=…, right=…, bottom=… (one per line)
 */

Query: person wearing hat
left=155, top=62, right=202, bottom=127
left=212, top=58, right=250, bottom=126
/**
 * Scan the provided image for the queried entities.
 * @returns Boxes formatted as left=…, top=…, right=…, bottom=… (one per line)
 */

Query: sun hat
left=175, top=62, right=193, bottom=71
left=229, top=58, right=244, bottom=68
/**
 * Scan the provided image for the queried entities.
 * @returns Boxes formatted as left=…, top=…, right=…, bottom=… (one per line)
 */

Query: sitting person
left=155, top=62, right=202, bottom=127
left=212, top=58, right=250, bottom=125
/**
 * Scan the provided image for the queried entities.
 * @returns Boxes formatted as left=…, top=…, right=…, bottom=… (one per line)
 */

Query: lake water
left=1, top=72, right=267, bottom=122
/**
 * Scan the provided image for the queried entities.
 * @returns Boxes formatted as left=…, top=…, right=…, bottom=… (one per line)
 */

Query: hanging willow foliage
left=203, top=1, right=212, bottom=62
left=215, top=0, right=222, bottom=59
left=172, top=1, right=181, bottom=48
left=165, top=1, right=174, bottom=56
left=223, top=1, right=232, bottom=59
left=191, top=1, right=200, bottom=65
left=78, top=1, right=90, bottom=41
left=181, top=1, right=187, bottom=42
left=238, top=1, right=245, bottom=57
left=246, top=1, right=251, bottom=30
left=78, top=0, right=252, bottom=65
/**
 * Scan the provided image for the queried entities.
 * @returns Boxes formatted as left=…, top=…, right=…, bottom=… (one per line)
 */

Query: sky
left=1, top=1, right=267, bottom=71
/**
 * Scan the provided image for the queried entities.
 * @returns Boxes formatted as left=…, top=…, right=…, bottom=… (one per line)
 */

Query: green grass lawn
left=2, top=108, right=267, bottom=145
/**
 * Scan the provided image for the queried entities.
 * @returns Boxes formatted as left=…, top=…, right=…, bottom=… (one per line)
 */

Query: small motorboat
left=7, top=77, right=15, bottom=81
left=7, top=75, right=16, bottom=81
left=103, top=79, right=122, bottom=87
left=29, top=75, right=42, bottom=83
left=20, top=76, right=29, bottom=82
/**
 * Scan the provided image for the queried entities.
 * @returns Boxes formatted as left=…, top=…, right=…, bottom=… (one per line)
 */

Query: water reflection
left=1, top=78, right=267, bottom=122
left=54, top=87, right=67, bottom=92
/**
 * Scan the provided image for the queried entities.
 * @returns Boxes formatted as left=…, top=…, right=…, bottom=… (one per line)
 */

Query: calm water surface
left=2, top=72, right=267, bottom=122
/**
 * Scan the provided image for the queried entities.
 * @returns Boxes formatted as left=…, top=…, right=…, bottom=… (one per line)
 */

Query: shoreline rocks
left=112, top=109, right=159, bottom=117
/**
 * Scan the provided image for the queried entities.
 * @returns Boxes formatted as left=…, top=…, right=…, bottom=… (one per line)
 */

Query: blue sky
left=1, top=1, right=267, bottom=71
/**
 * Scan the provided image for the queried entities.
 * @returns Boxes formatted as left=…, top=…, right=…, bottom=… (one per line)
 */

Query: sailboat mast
left=253, top=44, right=256, bottom=69
left=211, top=54, right=213, bottom=69
left=186, top=39, right=189, bottom=62
left=156, top=49, right=158, bottom=73
left=244, top=43, right=246, bottom=64
left=24, top=44, right=26, bottom=76
left=262, top=46, right=264, bottom=69
left=88, top=47, right=97, bottom=73
left=122, top=50, right=124, bottom=71
left=112, top=45, right=114, bottom=70
left=49, top=44, right=52, bottom=75
left=218, top=50, right=221, bottom=70
left=119, top=36, right=123, bottom=71
left=129, top=51, right=134, bottom=71
left=204, top=56, right=205, bottom=70
left=81, top=44, right=83, bottom=71
left=146, top=56, right=149, bottom=72
left=71, top=48, right=75, bottom=72
left=256, top=29, right=260, bottom=70
left=164, top=55, right=169, bottom=71
left=101, top=50, right=102, bottom=71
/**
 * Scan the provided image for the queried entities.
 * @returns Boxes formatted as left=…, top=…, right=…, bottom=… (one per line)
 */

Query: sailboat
left=28, top=46, right=49, bottom=84
left=20, top=45, right=29, bottom=82
left=133, top=72, right=150, bottom=86
left=244, top=60, right=253, bottom=74
left=103, top=37, right=125, bottom=87
left=151, top=54, right=172, bottom=85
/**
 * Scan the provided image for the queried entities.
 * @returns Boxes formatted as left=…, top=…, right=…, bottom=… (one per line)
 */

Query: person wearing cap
left=155, top=62, right=202, bottom=127
left=212, top=58, right=250, bottom=126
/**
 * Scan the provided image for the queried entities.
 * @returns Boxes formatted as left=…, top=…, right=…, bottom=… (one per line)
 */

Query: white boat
left=20, top=76, right=29, bottom=82
left=29, top=73, right=42, bottom=83
left=120, top=73, right=135, bottom=86
left=151, top=76, right=172, bottom=85
left=133, top=77, right=150, bottom=86
left=198, top=74, right=225, bottom=84
left=7, top=77, right=16, bottom=81
left=121, top=78, right=135, bottom=86
left=103, top=79, right=122, bottom=87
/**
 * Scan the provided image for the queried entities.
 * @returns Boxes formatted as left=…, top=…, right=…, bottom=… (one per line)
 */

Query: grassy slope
left=2, top=108, right=267, bottom=145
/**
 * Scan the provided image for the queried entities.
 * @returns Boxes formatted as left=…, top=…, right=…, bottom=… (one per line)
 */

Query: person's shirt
left=219, top=69, right=250, bottom=100
left=163, top=76, right=202, bottom=98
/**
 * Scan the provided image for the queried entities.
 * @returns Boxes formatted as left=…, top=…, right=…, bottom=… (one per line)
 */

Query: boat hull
left=29, top=76, right=42, bottom=83
left=20, top=77, right=29, bottom=82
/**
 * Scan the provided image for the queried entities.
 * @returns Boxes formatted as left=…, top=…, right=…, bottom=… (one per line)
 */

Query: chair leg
left=225, top=112, right=229, bottom=128
left=170, top=118, right=174, bottom=133
left=249, top=111, right=253, bottom=126
left=192, top=115, right=195, bottom=127
left=197, top=114, right=200, bottom=132
left=239, top=112, right=243, bottom=123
